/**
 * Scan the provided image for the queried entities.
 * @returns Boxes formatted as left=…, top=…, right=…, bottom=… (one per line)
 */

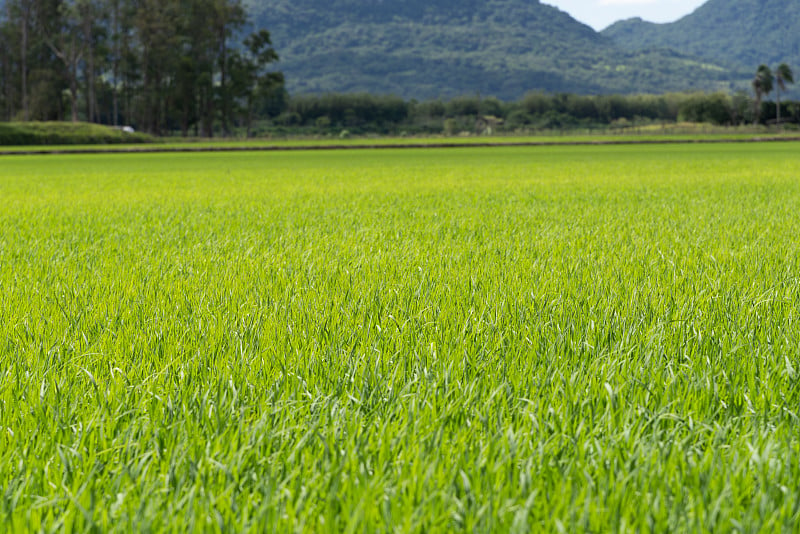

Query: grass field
left=1, top=144, right=800, bottom=532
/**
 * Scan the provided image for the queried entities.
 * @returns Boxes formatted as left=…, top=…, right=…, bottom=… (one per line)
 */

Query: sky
left=542, top=0, right=708, bottom=31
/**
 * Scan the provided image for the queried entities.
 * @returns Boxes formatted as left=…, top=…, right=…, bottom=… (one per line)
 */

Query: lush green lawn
left=1, top=144, right=799, bottom=532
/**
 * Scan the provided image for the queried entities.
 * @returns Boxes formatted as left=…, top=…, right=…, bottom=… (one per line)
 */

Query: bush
left=677, top=93, right=733, bottom=125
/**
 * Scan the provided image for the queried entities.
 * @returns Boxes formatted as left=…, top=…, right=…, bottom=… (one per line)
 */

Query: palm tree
left=773, top=63, right=794, bottom=127
left=752, top=64, right=774, bottom=125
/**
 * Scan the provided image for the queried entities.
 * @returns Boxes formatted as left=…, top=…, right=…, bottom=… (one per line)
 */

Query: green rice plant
left=1, top=144, right=799, bottom=532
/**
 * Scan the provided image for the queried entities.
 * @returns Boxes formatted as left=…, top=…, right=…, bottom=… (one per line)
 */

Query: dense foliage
left=2, top=0, right=797, bottom=134
left=246, top=0, right=738, bottom=99
left=0, top=0, right=284, bottom=135
left=1, top=91, right=796, bottom=143
left=264, top=91, right=800, bottom=136
left=2, top=144, right=800, bottom=530
left=604, top=0, right=800, bottom=94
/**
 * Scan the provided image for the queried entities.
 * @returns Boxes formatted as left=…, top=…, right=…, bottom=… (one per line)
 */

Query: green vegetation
left=6, top=91, right=799, bottom=144
left=773, top=64, right=795, bottom=126
left=603, top=0, right=800, bottom=90
left=2, top=144, right=800, bottom=530
left=0, top=121, right=153, bottom=144
left=3, top=0, right=797, bottom=133
left=5, top=128, right=800, bottom=154
left=0, top=0, right=283, bottom=135
left=237, top=92, right=800, bottom=137
left=247, top=0, right=736, bottom=99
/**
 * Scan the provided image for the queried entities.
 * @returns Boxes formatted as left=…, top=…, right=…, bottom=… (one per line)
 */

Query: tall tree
left=752, top=64, right=773, bottom=125
left=4, top=0, right=35, bottom=120
left=233, top=29, right=283, bottom=137
left=178, top=0, right=215, bottom=137
left=42, top=0, right=85, bottom=122
left=19, top=0, right=31, bottom=120
left=134, top=0, right=180, bottom=133
left=0, top=3, right=14, bottom=120
left=108, top=0, right=123, bottom=125
left=773, top=63, right=794, bottom=128
left=116, top=0, right=139, bottom=127
left=212, top=0, right=245, bottom=136
left=77, top=0, right=105, bottom=123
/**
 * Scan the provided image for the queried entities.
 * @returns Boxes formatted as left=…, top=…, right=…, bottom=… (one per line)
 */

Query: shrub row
left=0, top=122, right=153, bottom=146
left=262, top=91, right=800, bottom=135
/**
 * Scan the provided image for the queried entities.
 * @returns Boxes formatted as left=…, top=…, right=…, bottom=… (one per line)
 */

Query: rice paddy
left=1, top=143, right=799, bottom=532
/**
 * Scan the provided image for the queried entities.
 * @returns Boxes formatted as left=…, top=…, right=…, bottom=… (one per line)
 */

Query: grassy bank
left=0, top=121, right=154, bottom=146
left=1, top=128, right=799, bottom=154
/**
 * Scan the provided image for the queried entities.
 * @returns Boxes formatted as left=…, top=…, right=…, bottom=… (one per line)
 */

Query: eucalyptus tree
left=42, top=0, right=85, bottom=122
left=212, top=0, right=245, bottom=136
left=107, top=0, right=127, bottom=125
left=231, top=29, right=283, bottom=136
left=751, top=64, right=773, bottom=125
left=0, top=2, right=13, bottom=119
left=77, top=0, right=106, bottom=123
left=2, top=0, right=34, bottom=120
left=133, top=0, right=180, bottom=133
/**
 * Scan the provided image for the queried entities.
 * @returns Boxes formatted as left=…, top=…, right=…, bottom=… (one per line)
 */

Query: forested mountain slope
left=245, top=0, right=739, bottom=99
left=603, top=0, right=800, bottom=72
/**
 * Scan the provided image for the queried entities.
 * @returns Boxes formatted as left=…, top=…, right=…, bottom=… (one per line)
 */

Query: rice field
left=1, top=144, right=799, bottom=532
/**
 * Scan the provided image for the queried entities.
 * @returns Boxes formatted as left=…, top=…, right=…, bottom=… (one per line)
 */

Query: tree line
left=265, top=91, right=800, bottom=137
left=0, top=0, right=283, bottom=135
left=752, top=63, right=795, bottom=125
left=1, top=4, right=797, bottom=139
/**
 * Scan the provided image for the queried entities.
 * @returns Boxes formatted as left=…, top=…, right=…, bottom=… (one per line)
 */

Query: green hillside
left=603, top=0, right=800, bottom=75
left=246, top=0, right=739, bottom=99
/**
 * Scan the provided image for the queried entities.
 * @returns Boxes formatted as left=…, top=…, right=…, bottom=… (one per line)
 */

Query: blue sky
left=543, top=0, right=708, bottom=31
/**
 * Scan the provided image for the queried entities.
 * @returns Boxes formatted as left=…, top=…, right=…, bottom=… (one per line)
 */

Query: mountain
left=245, top=0, right=737, bottom=99
left=603, top=0, right=800, bottom=76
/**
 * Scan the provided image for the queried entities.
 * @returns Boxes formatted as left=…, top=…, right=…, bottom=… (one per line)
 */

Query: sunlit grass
left=1, top=144, right=799, bottom=531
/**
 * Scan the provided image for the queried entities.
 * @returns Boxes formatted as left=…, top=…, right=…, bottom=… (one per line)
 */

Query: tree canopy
left=0, top=0, right=284, bottom=134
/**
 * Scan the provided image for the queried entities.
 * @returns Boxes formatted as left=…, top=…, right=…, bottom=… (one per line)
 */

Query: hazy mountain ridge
left=247, top=0, right=738, bottom=99
left=603, top=0, right=800, bottom=73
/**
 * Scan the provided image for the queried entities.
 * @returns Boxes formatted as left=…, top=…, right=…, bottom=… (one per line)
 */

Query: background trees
left=750, top=63, right=796, bottom=126
left=0, top=1, right=797, bottom=139
left=0, top=0, right=284, bottom=135
left=752, top=65, right=773, bottom=125
left=268, top=91, right=800, bottom=137
left=774, top=63, right=794, bottom=126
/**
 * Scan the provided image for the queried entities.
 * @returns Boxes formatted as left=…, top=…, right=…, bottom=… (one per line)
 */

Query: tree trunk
left=112, top=67, right=119, bottom=127
left=111, top=0, right=119, bottom=126
left=83, top=12, right=96, bottom=123
left=48, top=37, right=83, bottom=123
left=69, top=64, right=79, bottom=122
left=753, top=93, right=762, bottom=125
left=220, top=37, right=228, bottom=136
left=202, top=84, right=214, bottom=138
left=20, top=1, right=29, bottom=121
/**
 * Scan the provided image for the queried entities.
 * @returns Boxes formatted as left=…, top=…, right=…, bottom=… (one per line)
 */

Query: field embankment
left=1, top=131, right=800, bottom=155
